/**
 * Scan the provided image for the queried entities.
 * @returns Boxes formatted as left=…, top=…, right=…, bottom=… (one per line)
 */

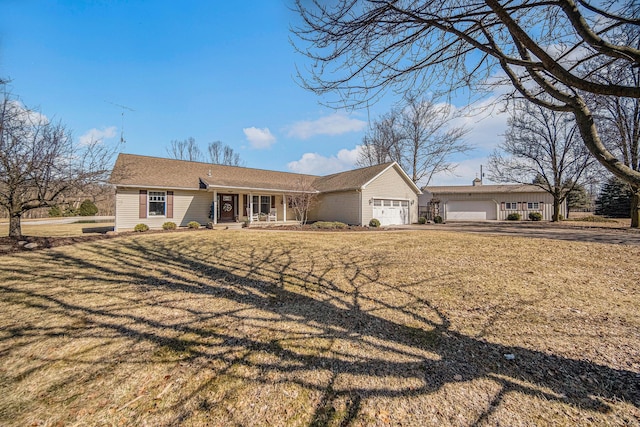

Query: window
left=373, top=199, right=382, bottom=206
left=148, top=191, right=166, bottom=216
left=252, top=195, right=271, bottom=215
left=505, top=202, right=517, bottom=210
left=527, top=202, right=540, bottom=210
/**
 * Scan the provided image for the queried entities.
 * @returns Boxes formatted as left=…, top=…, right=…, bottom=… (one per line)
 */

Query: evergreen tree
left=566, top=183, right=591, bottom=218
left=78, top=199, right=98, bottom=216
left=595, top=178, right=632, bottom=218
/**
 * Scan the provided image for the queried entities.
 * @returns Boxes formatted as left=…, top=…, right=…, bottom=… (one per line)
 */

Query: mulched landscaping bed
left=253, top=224, right=388, bottom=232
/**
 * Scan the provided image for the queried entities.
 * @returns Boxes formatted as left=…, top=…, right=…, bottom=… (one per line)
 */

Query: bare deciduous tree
left=207, top=141, right=244, bottom=166
left=166, top=137, right=202, bottom=162
left=488, top=100, right=595, bottom=221
left=293, top=0, right=640, bottom=226
left=358, top=94, right=470, bottom=185
left=287, top=179, right=318, bottom=225
left=0, top=91, right=116, bottom=237
left=358, top=111, right=404, bottom=167
left=588, top=26, right=640, bottom=225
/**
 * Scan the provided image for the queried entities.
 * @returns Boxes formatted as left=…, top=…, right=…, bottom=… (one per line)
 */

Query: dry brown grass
left=0, top=221, right=114, bottom=237
left=0, top=230, right=638, bottom=426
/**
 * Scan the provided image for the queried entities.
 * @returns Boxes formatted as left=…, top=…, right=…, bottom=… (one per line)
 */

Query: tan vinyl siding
left=494, top=192, right=559, bottom=220
left=361, top=167, right=419, bottom=225
left=310, top=191, right=361, bottom=225
left=115, top=187, right=211, bottom=230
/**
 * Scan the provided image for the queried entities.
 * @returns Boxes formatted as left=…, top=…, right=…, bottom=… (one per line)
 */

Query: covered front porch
left=209, top=190, right=299, bottom=225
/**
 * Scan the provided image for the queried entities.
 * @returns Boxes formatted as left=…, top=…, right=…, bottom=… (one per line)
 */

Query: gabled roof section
left=110, top=153, right=318, bottom=192
left=425, top=184, right=548, bottom=194
left=312, top=162, right=393, bottom=192
left=313, top=162, right=421, bottom=194
left=110, top=154, right=422, bottom=195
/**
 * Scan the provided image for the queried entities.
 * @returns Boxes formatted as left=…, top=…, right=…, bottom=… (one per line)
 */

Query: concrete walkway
left=399, top=221, right=640, bottom=246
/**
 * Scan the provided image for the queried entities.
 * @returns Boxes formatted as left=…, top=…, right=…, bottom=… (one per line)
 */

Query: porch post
left=249, top=193, right=253, bottom=223
left=213, top=190, right=218, bottom=225
left=283, top=194, right=287, bottom=222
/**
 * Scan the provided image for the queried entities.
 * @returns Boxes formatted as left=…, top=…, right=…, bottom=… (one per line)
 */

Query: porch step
left=213, top=222, right=244, bottom=230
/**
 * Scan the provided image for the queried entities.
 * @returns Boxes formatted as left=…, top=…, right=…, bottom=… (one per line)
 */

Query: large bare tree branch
left=293, top=0, right=640, bottom=226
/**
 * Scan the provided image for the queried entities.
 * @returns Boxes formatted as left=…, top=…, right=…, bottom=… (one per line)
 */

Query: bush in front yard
left=187, top=221, right=201, bottom=229
left=507, top=213, right=521, bottom=221
left=418, top=216, right=427, bottom=224
left=369, top=218, right=381, bottom=227
left=134, top=223, right=149, bottom=232
left=529, top=212, right=543, bottom=221
left=48, top=206, right=63, bottom=217
left=162, top=221, right=177, bottom=230
left=78, top=199, right=98, bottom=216
left=312, top=221, right=348, bottom=229
left=433, top=215, right=443, bottom=224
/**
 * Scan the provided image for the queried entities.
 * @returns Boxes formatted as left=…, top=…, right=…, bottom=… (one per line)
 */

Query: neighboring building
left=109, top=154, right=421, bottom=230
left=420, top=178, right=565, bottom=221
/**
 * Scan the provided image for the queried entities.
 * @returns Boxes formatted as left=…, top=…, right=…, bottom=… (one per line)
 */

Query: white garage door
left=446, top=200, right=497, bottom=221
left=372, top=199, right=410, bottom=225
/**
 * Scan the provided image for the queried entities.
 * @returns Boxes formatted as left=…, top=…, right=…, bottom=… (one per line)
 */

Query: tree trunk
left=631, top=188, right=640, bottom=229
left=552, top=197, right=561, bottom=222
left=572, top=101, right=640, bottom=228
left=9, top=214, right=22, bottom=238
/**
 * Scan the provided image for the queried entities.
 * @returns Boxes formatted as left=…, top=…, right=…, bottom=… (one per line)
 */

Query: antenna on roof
left=105, top=101, right=135, bottom=145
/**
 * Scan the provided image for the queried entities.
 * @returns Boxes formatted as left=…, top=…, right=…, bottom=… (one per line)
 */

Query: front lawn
left=0, top=231, right=638, bottom=426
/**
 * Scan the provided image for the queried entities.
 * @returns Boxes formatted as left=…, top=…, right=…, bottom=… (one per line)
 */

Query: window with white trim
left=527, top=202, right=540, bottom=210
left=252, top=195, right=271, bottom=215
left=505, top=202, right=517, bottom=210
left=148, top=191, right=166, bottom=216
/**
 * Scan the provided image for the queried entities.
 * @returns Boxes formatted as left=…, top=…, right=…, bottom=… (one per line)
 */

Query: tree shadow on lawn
left=0, top=236, right=638, bottom=426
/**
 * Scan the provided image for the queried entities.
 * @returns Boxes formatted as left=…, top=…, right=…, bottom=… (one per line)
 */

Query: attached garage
left=372, top=199, right=410, bottom=225
left=445, top=200, right=497, bottom=221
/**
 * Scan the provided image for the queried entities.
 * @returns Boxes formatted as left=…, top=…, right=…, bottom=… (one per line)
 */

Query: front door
left=219, top=194, right=236, bottom=222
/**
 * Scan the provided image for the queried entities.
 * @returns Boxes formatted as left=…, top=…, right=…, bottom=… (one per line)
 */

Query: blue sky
left=0, top=0, right=507, bottom=185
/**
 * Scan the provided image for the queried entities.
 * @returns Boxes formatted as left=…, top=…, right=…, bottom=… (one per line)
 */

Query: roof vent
left=472, top=177, right=482, bottom=186
left=207, top=169, right=212, bottom=177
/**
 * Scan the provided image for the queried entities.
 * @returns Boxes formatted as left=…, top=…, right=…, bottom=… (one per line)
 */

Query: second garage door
left=446, top=200, right=497, bottom=221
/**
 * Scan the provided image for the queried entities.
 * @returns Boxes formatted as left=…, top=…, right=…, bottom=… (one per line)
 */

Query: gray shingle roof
left=312, top=162, right=395, bottom=192
left=110, top=154, right=414, bottom=194
left=424, top=184, right=548, bottom=194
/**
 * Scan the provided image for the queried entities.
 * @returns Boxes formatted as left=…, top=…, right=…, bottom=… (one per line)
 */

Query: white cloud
left=286, top=113, right=366, bottom=139
left=243, top=127, right=276, bottom=149
left=79, top=126, right=117, bottom=146
left=288, top=146, right=362, bottom=175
